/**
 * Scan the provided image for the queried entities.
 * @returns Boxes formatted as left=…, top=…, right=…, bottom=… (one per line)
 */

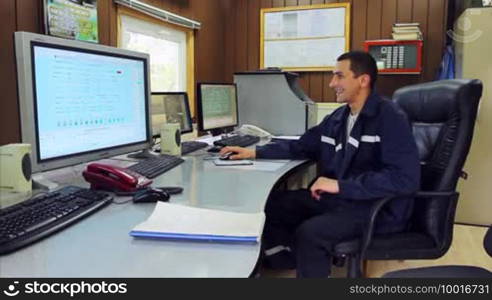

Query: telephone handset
left=238, top=124, right=272, bottom=138
left=82, top=163, right=152, bottom=192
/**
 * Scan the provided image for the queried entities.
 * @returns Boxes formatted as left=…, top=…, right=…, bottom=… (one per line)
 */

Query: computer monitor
left=15, top=31, right=152, bottom=173
left=196, top=83, right=238, bottom=136
left=150, top=92, right=193, bottom=137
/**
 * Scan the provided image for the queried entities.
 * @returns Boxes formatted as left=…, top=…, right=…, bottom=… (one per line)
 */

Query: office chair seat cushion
left=383, top=265, right=492, bottom=278
left=334, top=232, right=435, bottom=256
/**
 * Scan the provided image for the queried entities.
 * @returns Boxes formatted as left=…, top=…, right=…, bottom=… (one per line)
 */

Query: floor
left=260, top=224, right=491, bottom=278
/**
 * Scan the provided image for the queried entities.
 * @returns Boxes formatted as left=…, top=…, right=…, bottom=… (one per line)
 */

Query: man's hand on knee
left=310, top=177, right=339, bottom=200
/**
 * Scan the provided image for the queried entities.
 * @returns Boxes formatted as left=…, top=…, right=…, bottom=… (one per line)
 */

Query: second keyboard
left=213, top=134, right=260, bottom=147
left=128, top=154, right=184, bottom=179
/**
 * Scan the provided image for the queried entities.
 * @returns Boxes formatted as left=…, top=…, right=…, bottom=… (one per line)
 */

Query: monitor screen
left=151, top=92, right=193, bottom=137
left=197, top=83, right=238, bottom=132
left=15, top=32, right=151, bottom=172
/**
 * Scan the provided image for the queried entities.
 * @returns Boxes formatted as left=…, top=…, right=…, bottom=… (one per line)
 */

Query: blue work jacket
left=256, top=92, right=420, bottom=229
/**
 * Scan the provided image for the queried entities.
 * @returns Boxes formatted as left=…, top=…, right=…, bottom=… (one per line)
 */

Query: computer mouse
left=156, top=187, right=184, bottom=195
left=219, top=152, right=237, bottom=160
left=133, top=188, right=170, bottom=203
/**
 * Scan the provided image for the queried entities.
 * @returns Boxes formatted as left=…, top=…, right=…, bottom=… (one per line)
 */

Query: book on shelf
left=130, top=202, right=265, bottom=243
left=393, top=26, right=421, bottom=33
left=393, top=22, right=420, bottom=27
left=392, top=32, right=423, bottom=40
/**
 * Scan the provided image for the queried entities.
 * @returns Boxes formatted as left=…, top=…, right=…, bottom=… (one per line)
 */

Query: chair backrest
left=393, top=79, right=482, bottom=250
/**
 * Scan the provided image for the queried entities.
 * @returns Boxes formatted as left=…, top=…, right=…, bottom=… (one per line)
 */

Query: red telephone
left=82, top=163, right=152, bottom=192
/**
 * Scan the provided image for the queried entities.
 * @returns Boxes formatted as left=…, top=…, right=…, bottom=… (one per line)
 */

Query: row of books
left=392, top=22, right=423, bottom=40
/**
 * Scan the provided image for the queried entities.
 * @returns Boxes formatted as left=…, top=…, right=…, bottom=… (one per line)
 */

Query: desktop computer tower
left=0, top=143, right=32, bottom=193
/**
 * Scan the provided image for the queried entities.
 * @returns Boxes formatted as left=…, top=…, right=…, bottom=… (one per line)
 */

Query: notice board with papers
left=260, top=3, right=350, bottom=72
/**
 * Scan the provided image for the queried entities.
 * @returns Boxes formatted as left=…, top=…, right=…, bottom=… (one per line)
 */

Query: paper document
left=130, top=202, right=265, bottom=243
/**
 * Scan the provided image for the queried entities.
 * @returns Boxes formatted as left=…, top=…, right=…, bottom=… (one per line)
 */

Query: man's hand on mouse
left=219, top=146, right=256, bottom=160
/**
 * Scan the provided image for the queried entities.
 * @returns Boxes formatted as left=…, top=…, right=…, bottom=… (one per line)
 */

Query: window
left=117, top=8, right=195, bottom=115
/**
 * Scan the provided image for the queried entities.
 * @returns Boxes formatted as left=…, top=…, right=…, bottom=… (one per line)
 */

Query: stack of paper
left=130, top=202, right=265, bottom=243
left=392, top=23, right=423, bottom=40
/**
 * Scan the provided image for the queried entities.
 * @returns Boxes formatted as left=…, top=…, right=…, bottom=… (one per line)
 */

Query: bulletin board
left=260, top=3, right=350, bottom=72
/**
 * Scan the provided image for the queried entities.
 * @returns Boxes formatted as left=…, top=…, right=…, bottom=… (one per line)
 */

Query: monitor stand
left=32, top=177, right=59, bottom=191
left=127, top=149, right=159, bottom=160
left=210, top=126, right=235, bottom=137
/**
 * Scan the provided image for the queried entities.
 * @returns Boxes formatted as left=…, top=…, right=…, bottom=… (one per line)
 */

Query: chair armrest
left=359, top=196, right=397, bottom=260
left=359, top=190, right=459, bottom=259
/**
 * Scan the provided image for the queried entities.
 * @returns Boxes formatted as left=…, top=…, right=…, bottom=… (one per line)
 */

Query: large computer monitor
left=196, top=83, right=238, bottom=136
left=150, top=92, right=193, bottom=137
left=15, top=31, right=152, bottom=173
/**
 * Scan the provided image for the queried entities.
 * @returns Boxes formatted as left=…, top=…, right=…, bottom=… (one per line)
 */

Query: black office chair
left=332, top=79, right=483, bottom=278
left=383, top=224, right=492, bottom=277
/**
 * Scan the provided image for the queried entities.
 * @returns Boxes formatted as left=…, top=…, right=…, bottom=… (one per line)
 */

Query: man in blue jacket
left=220, top=51, right=420, bottom=278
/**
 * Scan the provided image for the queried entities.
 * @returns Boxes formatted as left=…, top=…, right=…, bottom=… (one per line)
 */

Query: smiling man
left=220, top=51, right=420, bottom=278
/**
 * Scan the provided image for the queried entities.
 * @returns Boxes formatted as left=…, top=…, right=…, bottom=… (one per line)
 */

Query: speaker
left=0, top=143, right=32, bottom=193
left=160, top=123, right=181, bottom=156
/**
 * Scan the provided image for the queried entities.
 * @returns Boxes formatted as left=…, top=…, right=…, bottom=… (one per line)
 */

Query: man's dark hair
left=337, top=51, right=378, bottom=90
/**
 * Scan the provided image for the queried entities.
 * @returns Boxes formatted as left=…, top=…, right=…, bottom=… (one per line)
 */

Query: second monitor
left=197, top=83, right=238, bottom=136
left=151, top=92, right=209, bottom=155
left=151, top=92, right=193, bottom=137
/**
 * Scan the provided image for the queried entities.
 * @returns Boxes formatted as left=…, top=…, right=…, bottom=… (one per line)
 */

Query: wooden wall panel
left=223, top=0, right=236, bottom=82
left=351, top=0, right=368, bottom=51
left=261, top=0, right=273, bottom=8
left=285, top=0, right=298, bottom=7
left=426, top=0, right=447, bottom=81
left=366, top=0, right=383, bottom=40
left=397, top=0, right=414, bottom=23
left=191, top=0, right=226, bottom=83
left=247, top=0, right=261, bottom=71
left=272, top=0, right=286, bottom=7
left=98, top=0, right=111, bottom=45
left=224, top=0, right=449, bottom=103
left=413, top=0, right=429, bottom=78
left=381, top=0, right=398, bottom=39
left=0, top=0, right=19, bottom=145
left=299, top=0, right=313, bottom=5
left=16, top=0, right=42, bottom=33
left=234, top=0, right=248, bottom=73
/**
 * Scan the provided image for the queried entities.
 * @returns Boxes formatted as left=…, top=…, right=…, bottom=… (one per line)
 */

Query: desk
left=0, top=152, right=309, bottom=277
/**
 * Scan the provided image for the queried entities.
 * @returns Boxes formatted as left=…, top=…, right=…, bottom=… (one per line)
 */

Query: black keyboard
left=128, top=154, right=184, bottom=179
left=0, top=186, right=112, bottom=255
left=213, top=134, right=261, bottom=147
left=181, top=141, right=209, bottom=155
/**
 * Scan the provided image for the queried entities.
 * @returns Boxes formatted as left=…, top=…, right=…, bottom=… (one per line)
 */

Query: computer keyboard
left=181, top=141, right=209, bottom=155
left=127, top=154, right=184, bottom=179
left=154, top=141, right=208, bottom=155
left=0, top=186, right=112, bottom=255
left=213, top=134, right=261, bottom=147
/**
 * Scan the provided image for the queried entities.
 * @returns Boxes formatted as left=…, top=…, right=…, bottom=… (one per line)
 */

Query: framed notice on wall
left=260, top=3, right=350, bottom=72
left=44, top=0, right=99, bottom=43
